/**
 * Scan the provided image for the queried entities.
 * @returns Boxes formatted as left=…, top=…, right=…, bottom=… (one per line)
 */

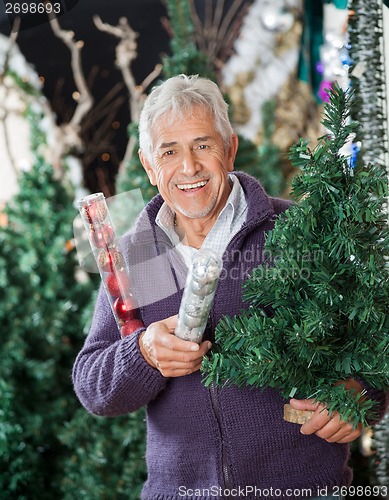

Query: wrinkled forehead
left=152, top=104, right=215, bottom=132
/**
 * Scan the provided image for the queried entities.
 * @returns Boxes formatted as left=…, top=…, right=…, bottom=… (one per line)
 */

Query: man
left=73, top=75, right=386, bottom=499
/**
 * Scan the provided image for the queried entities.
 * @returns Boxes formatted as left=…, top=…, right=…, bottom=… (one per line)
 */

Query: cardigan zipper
left=209, top=382, right=233, bottom=493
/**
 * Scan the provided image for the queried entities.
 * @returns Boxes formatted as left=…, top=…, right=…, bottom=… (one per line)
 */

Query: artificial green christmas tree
left=202, top=84, right=389, bottom=427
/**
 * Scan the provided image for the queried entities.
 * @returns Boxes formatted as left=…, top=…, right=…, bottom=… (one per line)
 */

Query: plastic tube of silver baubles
left=175, top=249, right=223, bottom=343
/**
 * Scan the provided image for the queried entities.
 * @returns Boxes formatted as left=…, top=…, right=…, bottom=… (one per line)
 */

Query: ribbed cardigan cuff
left=74, top=327, right=167, bottom=416
left=120, top=328, right=166, bottom=394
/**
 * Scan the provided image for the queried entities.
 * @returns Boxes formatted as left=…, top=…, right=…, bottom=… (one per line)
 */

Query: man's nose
left=181, top=150, right=199, bottom=176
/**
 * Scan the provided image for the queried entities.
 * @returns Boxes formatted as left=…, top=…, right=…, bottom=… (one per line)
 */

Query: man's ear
left=139, top=149, right=157, bottom=186
left=227, top=134, right=239, bottom=172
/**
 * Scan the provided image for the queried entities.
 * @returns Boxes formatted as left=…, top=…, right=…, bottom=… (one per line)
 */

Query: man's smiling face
left=140, top=106, right=238, bottom=221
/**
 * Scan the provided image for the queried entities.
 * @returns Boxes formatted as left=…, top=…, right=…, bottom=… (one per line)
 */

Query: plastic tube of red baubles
left=175, top=249, right=222, bottom=343
left=77, top=193, right=143, bottom=338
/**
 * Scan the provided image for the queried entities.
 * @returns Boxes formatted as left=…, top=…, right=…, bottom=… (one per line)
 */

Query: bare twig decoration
left=49, top=14, right=94, bottom=161
left=93, top=15, right=163, bottom=122
left=93, top=15, right=162, bottom=168
left=93, top=16, right=140, bottom=120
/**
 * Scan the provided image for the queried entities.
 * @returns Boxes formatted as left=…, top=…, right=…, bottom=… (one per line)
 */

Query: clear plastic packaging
left=175, top=249, right=222, bottom=343
left=77, top=193, right=143, bottom=337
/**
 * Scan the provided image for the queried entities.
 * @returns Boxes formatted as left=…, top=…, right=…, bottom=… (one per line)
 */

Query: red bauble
left=121, top=319, right=144, bottom=336
left=90, top=224, right=115, bottom=248
left=83, top=201, right=108, bottom=224
left=105, top=272, right=130, bottom=297
left=114, top=296, right=137, bottom=321
left=98, top=248, right=124, bottom=272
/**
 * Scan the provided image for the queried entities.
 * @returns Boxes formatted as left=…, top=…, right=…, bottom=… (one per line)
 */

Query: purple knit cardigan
left=73, top=172, right=387, bottom=500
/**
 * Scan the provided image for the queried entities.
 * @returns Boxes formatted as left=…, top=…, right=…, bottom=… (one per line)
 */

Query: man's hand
left=289, top=379, right=364, bottom=444
left=139, top=315, right=212, bottom=377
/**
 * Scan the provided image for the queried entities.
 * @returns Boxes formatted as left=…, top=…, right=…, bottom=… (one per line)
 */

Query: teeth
left=177, top=180, right=207, bottom=190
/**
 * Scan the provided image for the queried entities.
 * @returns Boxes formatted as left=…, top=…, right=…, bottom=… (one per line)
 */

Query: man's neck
left=174, top=215, right=217, bottom=249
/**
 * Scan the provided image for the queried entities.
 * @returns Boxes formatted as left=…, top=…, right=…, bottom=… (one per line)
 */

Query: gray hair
left=138, top=74, right=233, bottom=164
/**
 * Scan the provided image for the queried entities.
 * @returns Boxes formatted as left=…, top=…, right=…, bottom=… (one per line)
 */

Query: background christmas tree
left=162, top=0, right=213, bottom=80
left=202, top=83, right=389, bottom=428
left=59, top=404, right=147, bottom=499
left=115, top=121, right=158, bottom=203
left=0, top=106, right=95, bottom=498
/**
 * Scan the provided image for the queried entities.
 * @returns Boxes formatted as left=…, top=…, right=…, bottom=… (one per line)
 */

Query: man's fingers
left=147, top=317, right=203, bottom=353
left=289, top=398, right=330, bottom=435
left=324, top=426, right=352, bottom=443
left=314, top=420, right=362, bottom=443
left=295, top=403, right=364, bottom=443
left=156, top=358, right=204, bottom=377
left=153, top=350, right=206, bottom=377
left=300, top=407, right=331, bottom=435
left=301, top=416, right=327, bottom=435
left=150, top=344, right=208, bottom=362
left=289, top=398, right=320, bottom=412
left=140, top=319, right=212, bottom=376
left=158, top=331, right=201, bottom=352
left=336, top=426, right=363, bottom=444
left=162, top=314, right=179, bottom=333
left=311, top=414, right=343, bottom=439
left=170, top=346, right=211, bottom=363
left=290, top=394, right=364, bottom=444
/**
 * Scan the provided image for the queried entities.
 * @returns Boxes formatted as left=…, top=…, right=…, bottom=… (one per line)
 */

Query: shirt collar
left=155, top=173, right=245, bottom=239
left=155, top=199, right=175, bottom=231
left=218, top=173, right=244, bottom=231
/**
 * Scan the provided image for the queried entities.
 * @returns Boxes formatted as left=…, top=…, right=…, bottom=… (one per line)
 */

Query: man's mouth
left=176, top=180, right=208, bottom=192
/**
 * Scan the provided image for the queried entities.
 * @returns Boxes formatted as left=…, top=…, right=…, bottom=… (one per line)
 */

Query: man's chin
left=175, top=203, right=215, bottom=220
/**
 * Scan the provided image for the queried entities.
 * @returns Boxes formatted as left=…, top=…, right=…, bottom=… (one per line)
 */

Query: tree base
left=283, top=404, right=315, bottom=425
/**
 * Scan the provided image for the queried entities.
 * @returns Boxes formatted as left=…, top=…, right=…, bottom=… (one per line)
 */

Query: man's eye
left=197, top=144, right=208, bottom=150
left=163, top=150, right=175, bottom=156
